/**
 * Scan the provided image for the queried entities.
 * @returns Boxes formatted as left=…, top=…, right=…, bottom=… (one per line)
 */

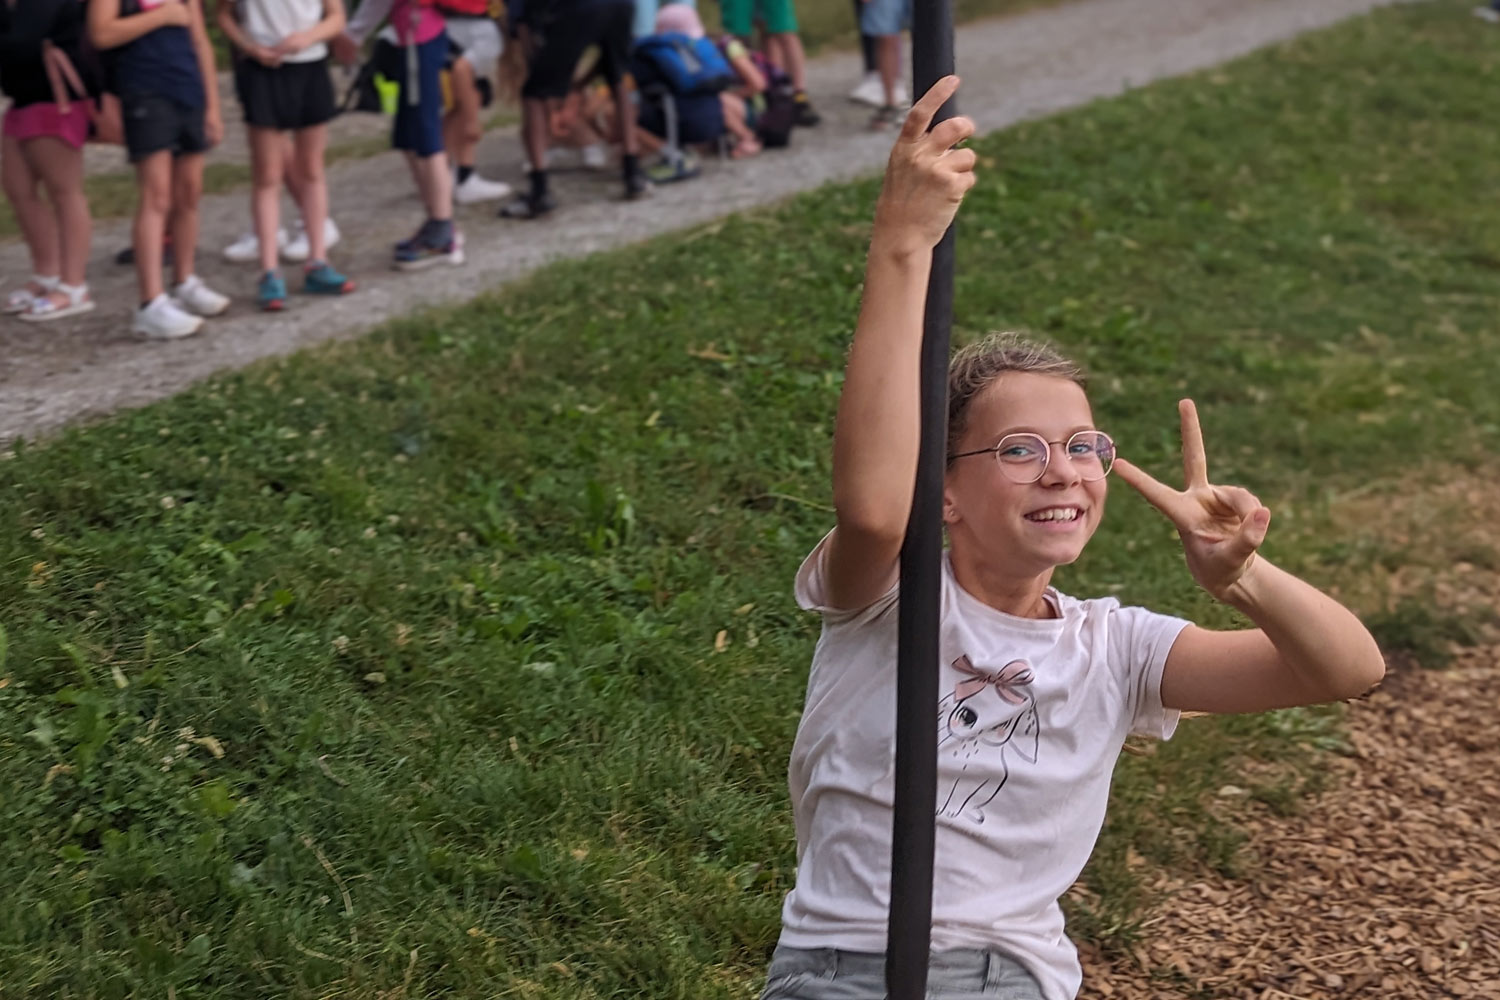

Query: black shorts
left=121, top=93, right=208, bottom=162
left=234, top=56, right=337, bottom=130
left=521, top=0, right=632, bottom=99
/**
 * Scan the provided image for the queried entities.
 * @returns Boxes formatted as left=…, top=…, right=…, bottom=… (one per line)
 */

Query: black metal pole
left=887, top=3, right=956, bottom=999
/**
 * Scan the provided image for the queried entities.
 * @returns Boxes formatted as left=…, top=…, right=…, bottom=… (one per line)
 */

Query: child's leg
left=877, top=34, right=901, bottom=107
left=444, top=56, right=482, bottom=175
left=768, top=32, right=807, bottom=93
left=720, top=94, right=760, bottom=157
left=290, top=124, right=329, bottom=262
left=1, top=133, right=61, bottom=282
left=413, top=151, right=453, bottom=220
left=23, top=135, right=91, bottom=290
left=248, top=126, right=287, bottom=273
left=132, top=150, right=174, bottom=302
left=169, top=152, right=205, bottom=284
left=282, top=131, right=308, bottom=220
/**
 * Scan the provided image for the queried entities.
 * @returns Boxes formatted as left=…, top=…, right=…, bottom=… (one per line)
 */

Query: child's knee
left=173, top=171, right=203, bottom=207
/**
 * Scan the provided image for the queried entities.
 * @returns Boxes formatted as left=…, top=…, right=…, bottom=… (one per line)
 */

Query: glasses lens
left=994, top=433, right=1050, bottom=483
left=1067, top=431, right=1115, bottom=481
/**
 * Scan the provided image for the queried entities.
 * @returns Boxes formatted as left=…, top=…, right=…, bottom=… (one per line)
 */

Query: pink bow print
left=951, top=656, right=1035, bottom=704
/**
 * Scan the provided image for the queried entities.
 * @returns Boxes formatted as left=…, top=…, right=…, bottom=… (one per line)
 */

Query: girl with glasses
left=762, top=76, right=1386, bottom=1000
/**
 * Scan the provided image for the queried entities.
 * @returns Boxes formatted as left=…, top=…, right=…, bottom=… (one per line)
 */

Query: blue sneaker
left=304, top=261, right=356, bottom=295
left=257, top=270, right=287, bottom=312
left=392, top=223, right=464, bottom=271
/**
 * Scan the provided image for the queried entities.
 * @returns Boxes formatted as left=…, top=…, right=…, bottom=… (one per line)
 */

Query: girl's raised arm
left=823, top=76, right=977, bottom=611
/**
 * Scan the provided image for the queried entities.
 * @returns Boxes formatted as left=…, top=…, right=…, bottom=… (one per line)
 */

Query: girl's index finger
left=1178, top=398, right=1209, bottom=488
left=903, top=75, right=961, bottom=140
left=1112, top=458, right=1185, bottom=520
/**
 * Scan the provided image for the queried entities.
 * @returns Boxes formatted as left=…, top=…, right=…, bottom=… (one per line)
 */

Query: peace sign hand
left=1113, top=400, right=1272, bottom=602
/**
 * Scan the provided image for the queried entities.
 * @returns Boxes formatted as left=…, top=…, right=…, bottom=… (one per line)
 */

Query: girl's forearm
left=830, top=236, right=930, bottom=538
left=1221, top=557, right=1385, bottom=700
left=91, top=4, right=173, bottom=49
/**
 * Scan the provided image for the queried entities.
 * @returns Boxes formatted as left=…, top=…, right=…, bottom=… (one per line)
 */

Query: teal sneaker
left=257, top=270, right=287, bottom=312
left=304, top=261, right=356, bottom=295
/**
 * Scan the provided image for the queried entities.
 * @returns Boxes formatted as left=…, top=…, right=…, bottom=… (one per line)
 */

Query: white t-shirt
left=237, top=0, right=330, bottom=62
left=778, top=536, right=1190, bottom=1000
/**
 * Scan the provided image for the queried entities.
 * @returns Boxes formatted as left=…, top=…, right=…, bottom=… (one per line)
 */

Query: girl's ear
left=942, top=479, right=960, bottom=525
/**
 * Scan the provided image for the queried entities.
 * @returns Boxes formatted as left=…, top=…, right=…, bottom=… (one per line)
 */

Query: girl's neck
left=948, top=546, right=1057, bottom=619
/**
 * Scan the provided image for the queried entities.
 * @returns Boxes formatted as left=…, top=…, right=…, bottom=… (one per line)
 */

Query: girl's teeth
left=1028, top=509, right=1078, bottom=522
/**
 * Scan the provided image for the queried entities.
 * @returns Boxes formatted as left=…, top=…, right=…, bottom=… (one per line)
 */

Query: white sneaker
left=172, top=274, right=230, bottom=317
left=580, top=143, right=609, bottom=170
left=223, top=228, right=287, bottom=264
left=1475, top=5, right=1500, bottom=21
left=454, top=171, right=514, bottom=204
left=849, top=71, right=883, bottom=107
left=133, top=293, right=204, bottom=339
left=282, top=217, right=341, bottom=263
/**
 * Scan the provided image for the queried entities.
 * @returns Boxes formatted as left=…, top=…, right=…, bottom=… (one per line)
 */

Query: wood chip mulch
left=1079, top=627, right=1500, bottom=998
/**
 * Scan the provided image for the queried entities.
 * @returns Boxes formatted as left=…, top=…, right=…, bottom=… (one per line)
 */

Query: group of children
left=0, top=0, right=868, bottom=337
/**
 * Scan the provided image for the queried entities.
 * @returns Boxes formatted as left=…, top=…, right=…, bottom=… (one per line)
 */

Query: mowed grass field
left=4, top=3, right=1500, bottom=996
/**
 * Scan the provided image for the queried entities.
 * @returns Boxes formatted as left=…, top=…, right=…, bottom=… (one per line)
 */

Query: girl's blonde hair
left=946, top=332, right=1087, bottom=462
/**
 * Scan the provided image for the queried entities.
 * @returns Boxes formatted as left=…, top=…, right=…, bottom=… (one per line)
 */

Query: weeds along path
left=0, top=0, right=1401, bottom=446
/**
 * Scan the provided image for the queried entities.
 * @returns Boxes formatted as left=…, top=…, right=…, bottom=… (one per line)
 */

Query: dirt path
left=0, top=0, right=1406, bottom=446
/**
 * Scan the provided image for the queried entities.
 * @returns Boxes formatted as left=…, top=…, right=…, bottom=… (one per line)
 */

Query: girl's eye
left=1001, top=444, right=1039, bottom=460
left=1068, top=442, right=1096, bottom=457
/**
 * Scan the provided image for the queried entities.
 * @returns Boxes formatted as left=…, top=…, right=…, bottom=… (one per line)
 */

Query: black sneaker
left=499, top=190, right=556, bottom=219
left=793, top=94, right=821, bottom=128
left=624, top=169, right=652, bottom=201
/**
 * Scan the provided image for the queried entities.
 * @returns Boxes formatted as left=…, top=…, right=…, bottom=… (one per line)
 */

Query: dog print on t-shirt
left=936, top=655, right=1040, bottom=824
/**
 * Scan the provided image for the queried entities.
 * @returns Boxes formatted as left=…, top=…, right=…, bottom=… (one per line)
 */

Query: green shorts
left=719, top=0, right=798, bottom=36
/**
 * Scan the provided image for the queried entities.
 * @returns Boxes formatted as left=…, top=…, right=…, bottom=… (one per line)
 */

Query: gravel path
left=0, top=0, right=1405, bottom=445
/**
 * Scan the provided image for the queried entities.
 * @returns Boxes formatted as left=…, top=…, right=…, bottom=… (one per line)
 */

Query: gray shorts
left=760, top=946, right=1045, bottom=1000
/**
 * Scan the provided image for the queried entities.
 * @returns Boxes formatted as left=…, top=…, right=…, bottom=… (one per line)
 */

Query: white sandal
left=5, top=275, right=60, bottom=314
left=19, top=282, right=95, bottom=323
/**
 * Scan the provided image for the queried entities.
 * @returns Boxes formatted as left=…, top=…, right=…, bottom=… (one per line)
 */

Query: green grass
left=4, top=2, right=1500, bottom=996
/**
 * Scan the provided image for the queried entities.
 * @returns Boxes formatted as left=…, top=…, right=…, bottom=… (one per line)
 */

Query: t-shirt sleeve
left=794, top=530, right=899, bottom=622
left=1107, top=604, right=1191, bottom=740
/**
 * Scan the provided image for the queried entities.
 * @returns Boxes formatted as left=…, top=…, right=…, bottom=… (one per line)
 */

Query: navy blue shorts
left=391, top=32, right=448, bottom=158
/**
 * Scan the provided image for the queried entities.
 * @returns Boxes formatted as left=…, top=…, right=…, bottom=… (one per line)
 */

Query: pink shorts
left=2, top=101, right=91, bottom=150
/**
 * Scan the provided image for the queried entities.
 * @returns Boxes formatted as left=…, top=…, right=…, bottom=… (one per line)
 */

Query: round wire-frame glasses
left=949, top=430, right=1116, bottom=484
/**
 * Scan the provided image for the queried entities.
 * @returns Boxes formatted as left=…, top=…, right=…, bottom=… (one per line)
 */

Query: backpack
left=744, top=47, right=796, bottom=148
left=632, top=32, right=735, bottom=97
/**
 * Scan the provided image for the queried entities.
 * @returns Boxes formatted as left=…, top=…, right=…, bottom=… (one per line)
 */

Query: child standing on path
left=90, top=0, right=229, bottom=339
left=1, top=0, right=99, bottom=322
left=763, top=77, right=1385, bottom=1000
left=332, top=0, right=463, bottom=270
left=218, top=0, right=356, bottom=310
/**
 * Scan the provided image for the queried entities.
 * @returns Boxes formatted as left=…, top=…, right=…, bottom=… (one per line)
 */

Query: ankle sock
left=457, top=165, right=474, bottom=183
left=622, top=153, right=641, bottom=180
left=426, top=218, right=454, bottom=244
left=528, top=169, right=549, bottom=199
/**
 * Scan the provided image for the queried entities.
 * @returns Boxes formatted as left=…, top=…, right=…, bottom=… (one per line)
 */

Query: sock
left=427, top=218, right=454, bottom=244
left=457, top=164, right=474, bottom=184
left=622, top=153, right=641, bottom=179
left=794, top=90, right=810, bottom=103
left=528, top=169, right=549, bottom=199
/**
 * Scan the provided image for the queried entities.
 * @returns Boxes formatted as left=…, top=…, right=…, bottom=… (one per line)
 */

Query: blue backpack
left=632, top=32, right=736, bottom=96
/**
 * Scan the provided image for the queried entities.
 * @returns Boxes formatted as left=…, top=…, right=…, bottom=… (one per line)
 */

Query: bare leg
left=769, top=32, right=808, bottom=93
left=22, top=135, right=91, bottom=300
left=721, top=94, right=760, bottom=157
left=412, top=151, right=453, bottom=219
left=291, top=125, right=329, bottom=261
left=444, top=57, right=482, bottom=174
left=877, top=34, right=901, bottom=107
left=2, top=133, right=61, bottom=281
left=248, top=126, right=287, bottom=273
left=132, top=151, right=174, bottom=302
left=169, top=153, right=205, bottom=285
left=522, top=97, right=549, bottom=173
left=610, top=82, right=639, bottom=158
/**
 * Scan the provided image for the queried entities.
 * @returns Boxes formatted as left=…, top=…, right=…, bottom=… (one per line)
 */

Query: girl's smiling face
left=943, top=372, right=1109, bottom=579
